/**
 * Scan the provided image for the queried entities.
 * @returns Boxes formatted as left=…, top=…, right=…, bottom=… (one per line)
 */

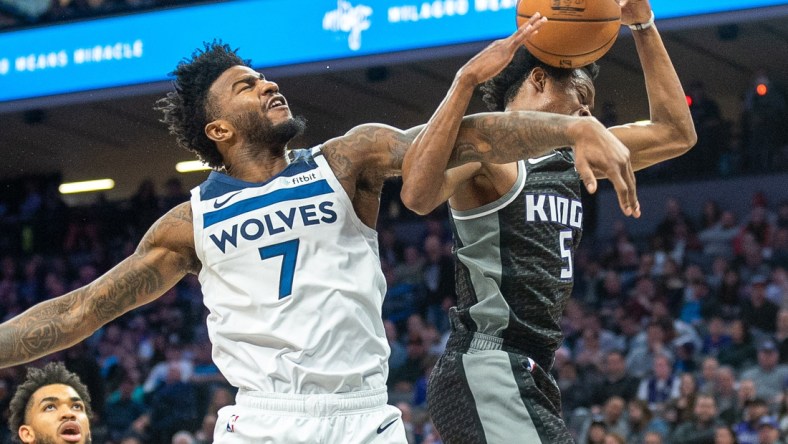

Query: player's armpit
left=0, top=203, right=197, bottom=369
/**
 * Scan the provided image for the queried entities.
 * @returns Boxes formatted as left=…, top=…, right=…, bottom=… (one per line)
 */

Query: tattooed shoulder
left=136, top=202, right=199, bottom=274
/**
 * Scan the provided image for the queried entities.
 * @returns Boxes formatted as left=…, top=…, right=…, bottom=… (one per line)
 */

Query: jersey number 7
left=259, top=238, right=300, bottom=299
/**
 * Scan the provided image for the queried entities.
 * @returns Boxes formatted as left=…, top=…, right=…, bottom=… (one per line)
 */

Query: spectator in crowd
left=740, top=339, right=788, bottom=404
left=713, top=366, right=740, bottom=419
left=644, top=430, right=665, bottom=444
left=589, top=350, right=640, bottom=407
left=670, top=393, right=722, bottom=444
left=703, top=318, right=733, bottom=359
left=418, top=234, right=454, bottom=334
left=741, top=276, right=779, bottom=335
left=699, top=210, right=740, bottom=260
left=628, top=322, right=674, bottom=379
left=734, top=398, right=770, bottom=444
left=625, top=399, right=670, bottom=444
left=773, top=309, right=788, bottom=363
left=579, top=397, right=629, bottom=444
left=145, top=364, right=198, bottom=444
left=637, top=353, right=681, bottom=413
left=754, top=415, right=780, bottom=444
left=665, top=372, right=700, bottom=425
left=713, top=425, right=739, bottom=444
left=103, top=376, right=146, bottom=442
left=718, top=319, right=758, bottom=371
left=721, top=379, right=757, bottom=425
left=698, top=356, right=721, bottom=393
left=604, top=432, right=626, bottom=444
left=160, top=177, right=189, bottom=212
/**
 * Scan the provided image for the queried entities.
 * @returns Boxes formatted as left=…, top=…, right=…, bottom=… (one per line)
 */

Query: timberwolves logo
left=551, top=0, right=585, bottom=13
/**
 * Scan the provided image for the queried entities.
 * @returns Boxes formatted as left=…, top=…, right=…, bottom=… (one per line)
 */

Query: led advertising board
left=0, top=0, right=785, bottom=104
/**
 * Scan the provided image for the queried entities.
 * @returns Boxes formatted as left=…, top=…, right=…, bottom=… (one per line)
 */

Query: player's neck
left=223, top=143, right=289, bottom=183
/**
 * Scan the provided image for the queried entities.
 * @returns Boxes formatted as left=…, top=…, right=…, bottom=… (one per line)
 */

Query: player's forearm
left=633, top=25, right=697, bottom=149
left=401, top=73, right=477, bottom=214
left=0, top=254, right=169, bottom=368
left=0, top=290, right=95, bottom=367
left=451, top=111, right=587, bottom=167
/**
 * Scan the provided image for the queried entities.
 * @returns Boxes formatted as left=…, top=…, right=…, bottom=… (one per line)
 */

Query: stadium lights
left=58, top=178, right=115, bottom=194
left=176, top=160, right=211, bottom=173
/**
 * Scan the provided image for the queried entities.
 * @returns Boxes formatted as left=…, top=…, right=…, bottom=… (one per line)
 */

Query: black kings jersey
left=448, top=149, right=582, bottom=370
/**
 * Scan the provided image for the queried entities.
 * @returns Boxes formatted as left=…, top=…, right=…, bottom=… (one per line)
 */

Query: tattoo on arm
left=0, top=205, right=192, bottom=367
left=0, top=259, right=165, bottom=366
left=446, top=112, right=574, bottom=168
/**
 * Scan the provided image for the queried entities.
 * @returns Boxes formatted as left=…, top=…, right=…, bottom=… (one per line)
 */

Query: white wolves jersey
left=190, top=146, right=389, bottom=394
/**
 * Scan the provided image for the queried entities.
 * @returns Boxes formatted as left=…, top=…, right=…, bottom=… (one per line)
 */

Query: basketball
left=516, top=0, right=621, bottom=68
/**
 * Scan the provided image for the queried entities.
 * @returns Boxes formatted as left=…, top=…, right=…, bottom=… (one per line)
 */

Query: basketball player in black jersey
left=401, top=0, right=696, bottom=442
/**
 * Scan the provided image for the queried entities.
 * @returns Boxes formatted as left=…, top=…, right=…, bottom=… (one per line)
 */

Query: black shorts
left=427, top=334, right=573, bottom=444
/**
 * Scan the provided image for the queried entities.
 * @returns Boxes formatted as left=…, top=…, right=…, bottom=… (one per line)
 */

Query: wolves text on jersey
left=524, top=194, right=582, bottom=229
left=209, top=201, right=338, bottom=253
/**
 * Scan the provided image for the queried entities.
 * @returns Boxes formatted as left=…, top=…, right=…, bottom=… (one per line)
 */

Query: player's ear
left=18, top=425, right=35, bottom=443
left=205, top=119, right=234, bottom=144
left=529, top=67, right=547, bottom=93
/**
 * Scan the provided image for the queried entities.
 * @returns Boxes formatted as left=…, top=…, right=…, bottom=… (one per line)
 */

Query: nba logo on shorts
left=551, top=0, right=585, bottom=13
left=226, top=414, right=240, bottom=432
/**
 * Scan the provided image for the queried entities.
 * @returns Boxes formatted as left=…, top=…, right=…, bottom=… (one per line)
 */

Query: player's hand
left=571, top=117, right=640, bottom=218
left=617, top=0, right=652, bottom=27
left=456, top=13, right=547, bottom=86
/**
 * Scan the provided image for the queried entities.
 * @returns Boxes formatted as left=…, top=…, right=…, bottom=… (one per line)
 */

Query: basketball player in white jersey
left=0, top=18, right=642, bottom=442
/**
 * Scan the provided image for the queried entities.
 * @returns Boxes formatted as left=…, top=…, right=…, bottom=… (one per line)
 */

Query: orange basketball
left=517, top=0, right=621, bottom=68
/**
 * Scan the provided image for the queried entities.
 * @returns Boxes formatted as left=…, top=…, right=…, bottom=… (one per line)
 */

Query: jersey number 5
left=559, top=230, right=573, bottom=280
left=259, top=239, right=300, bottom=299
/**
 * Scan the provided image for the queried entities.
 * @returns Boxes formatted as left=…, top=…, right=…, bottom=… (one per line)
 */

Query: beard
left=231, top=110, right=307, bottom=148
left=36, top=433, right=92, bottom=444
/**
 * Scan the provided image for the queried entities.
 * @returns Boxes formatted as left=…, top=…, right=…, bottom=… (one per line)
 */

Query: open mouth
left=58, top=421, right=82, bottom=443
left=267, top=95, right=288, bottom=110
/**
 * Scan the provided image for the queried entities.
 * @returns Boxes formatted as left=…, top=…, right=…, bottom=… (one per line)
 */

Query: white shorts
left=213, top=387, right=407, bottom=443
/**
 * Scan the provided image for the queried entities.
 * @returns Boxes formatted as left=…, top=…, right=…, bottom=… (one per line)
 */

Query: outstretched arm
left=0, top=202, right=198, bottom=368
left=608, top=0, right=697, bottom=170
left=402, top=16, right=639, bottom=217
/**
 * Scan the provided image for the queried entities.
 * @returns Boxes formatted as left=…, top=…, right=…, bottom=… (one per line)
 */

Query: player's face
left=209, top=66, right=305, bottom=147
left=211, top=65, right=292, bottom=125
left=18, top=384, right=91, bottom=444
left=512, top=67, right=595, bottom=117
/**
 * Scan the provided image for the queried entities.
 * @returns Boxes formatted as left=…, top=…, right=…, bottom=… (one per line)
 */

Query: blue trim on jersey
left=203, top=179, right=333, bottom=228
left=199, top=156, right=319, bottom=201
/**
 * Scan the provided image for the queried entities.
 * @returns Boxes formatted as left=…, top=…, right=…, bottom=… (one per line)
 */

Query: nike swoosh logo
left=377, top=418, right=398, bottom=434
left=213, top=191, right=242, bottom=209
left=528, top=152, right=557, bottom=164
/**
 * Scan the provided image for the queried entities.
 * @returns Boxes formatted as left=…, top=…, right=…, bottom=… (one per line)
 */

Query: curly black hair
left=8, top=362, right=93, bottom=443
left=155, top=40, right=251, bottom=168
left=481, top=47, right=600, bottom=112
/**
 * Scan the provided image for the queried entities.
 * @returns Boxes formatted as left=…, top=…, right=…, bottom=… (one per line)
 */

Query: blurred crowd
left=0, top=168, right=785, bottom=443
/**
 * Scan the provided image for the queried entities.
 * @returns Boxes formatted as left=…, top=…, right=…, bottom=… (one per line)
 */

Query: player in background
left=0, top=16, right=640, bottom=442
left=8, top=362, right=93, bottom=444
left=401, top=0, right=696, bottom=442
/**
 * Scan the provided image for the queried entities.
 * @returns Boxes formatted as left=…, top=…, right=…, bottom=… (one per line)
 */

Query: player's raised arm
left=0, top=202, right=198, bottom=368
left=608, top=0, right=697, bottom=170
left=401, top=16, right=547, bottom=215
left=401, top=16, right=639, bottom=217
